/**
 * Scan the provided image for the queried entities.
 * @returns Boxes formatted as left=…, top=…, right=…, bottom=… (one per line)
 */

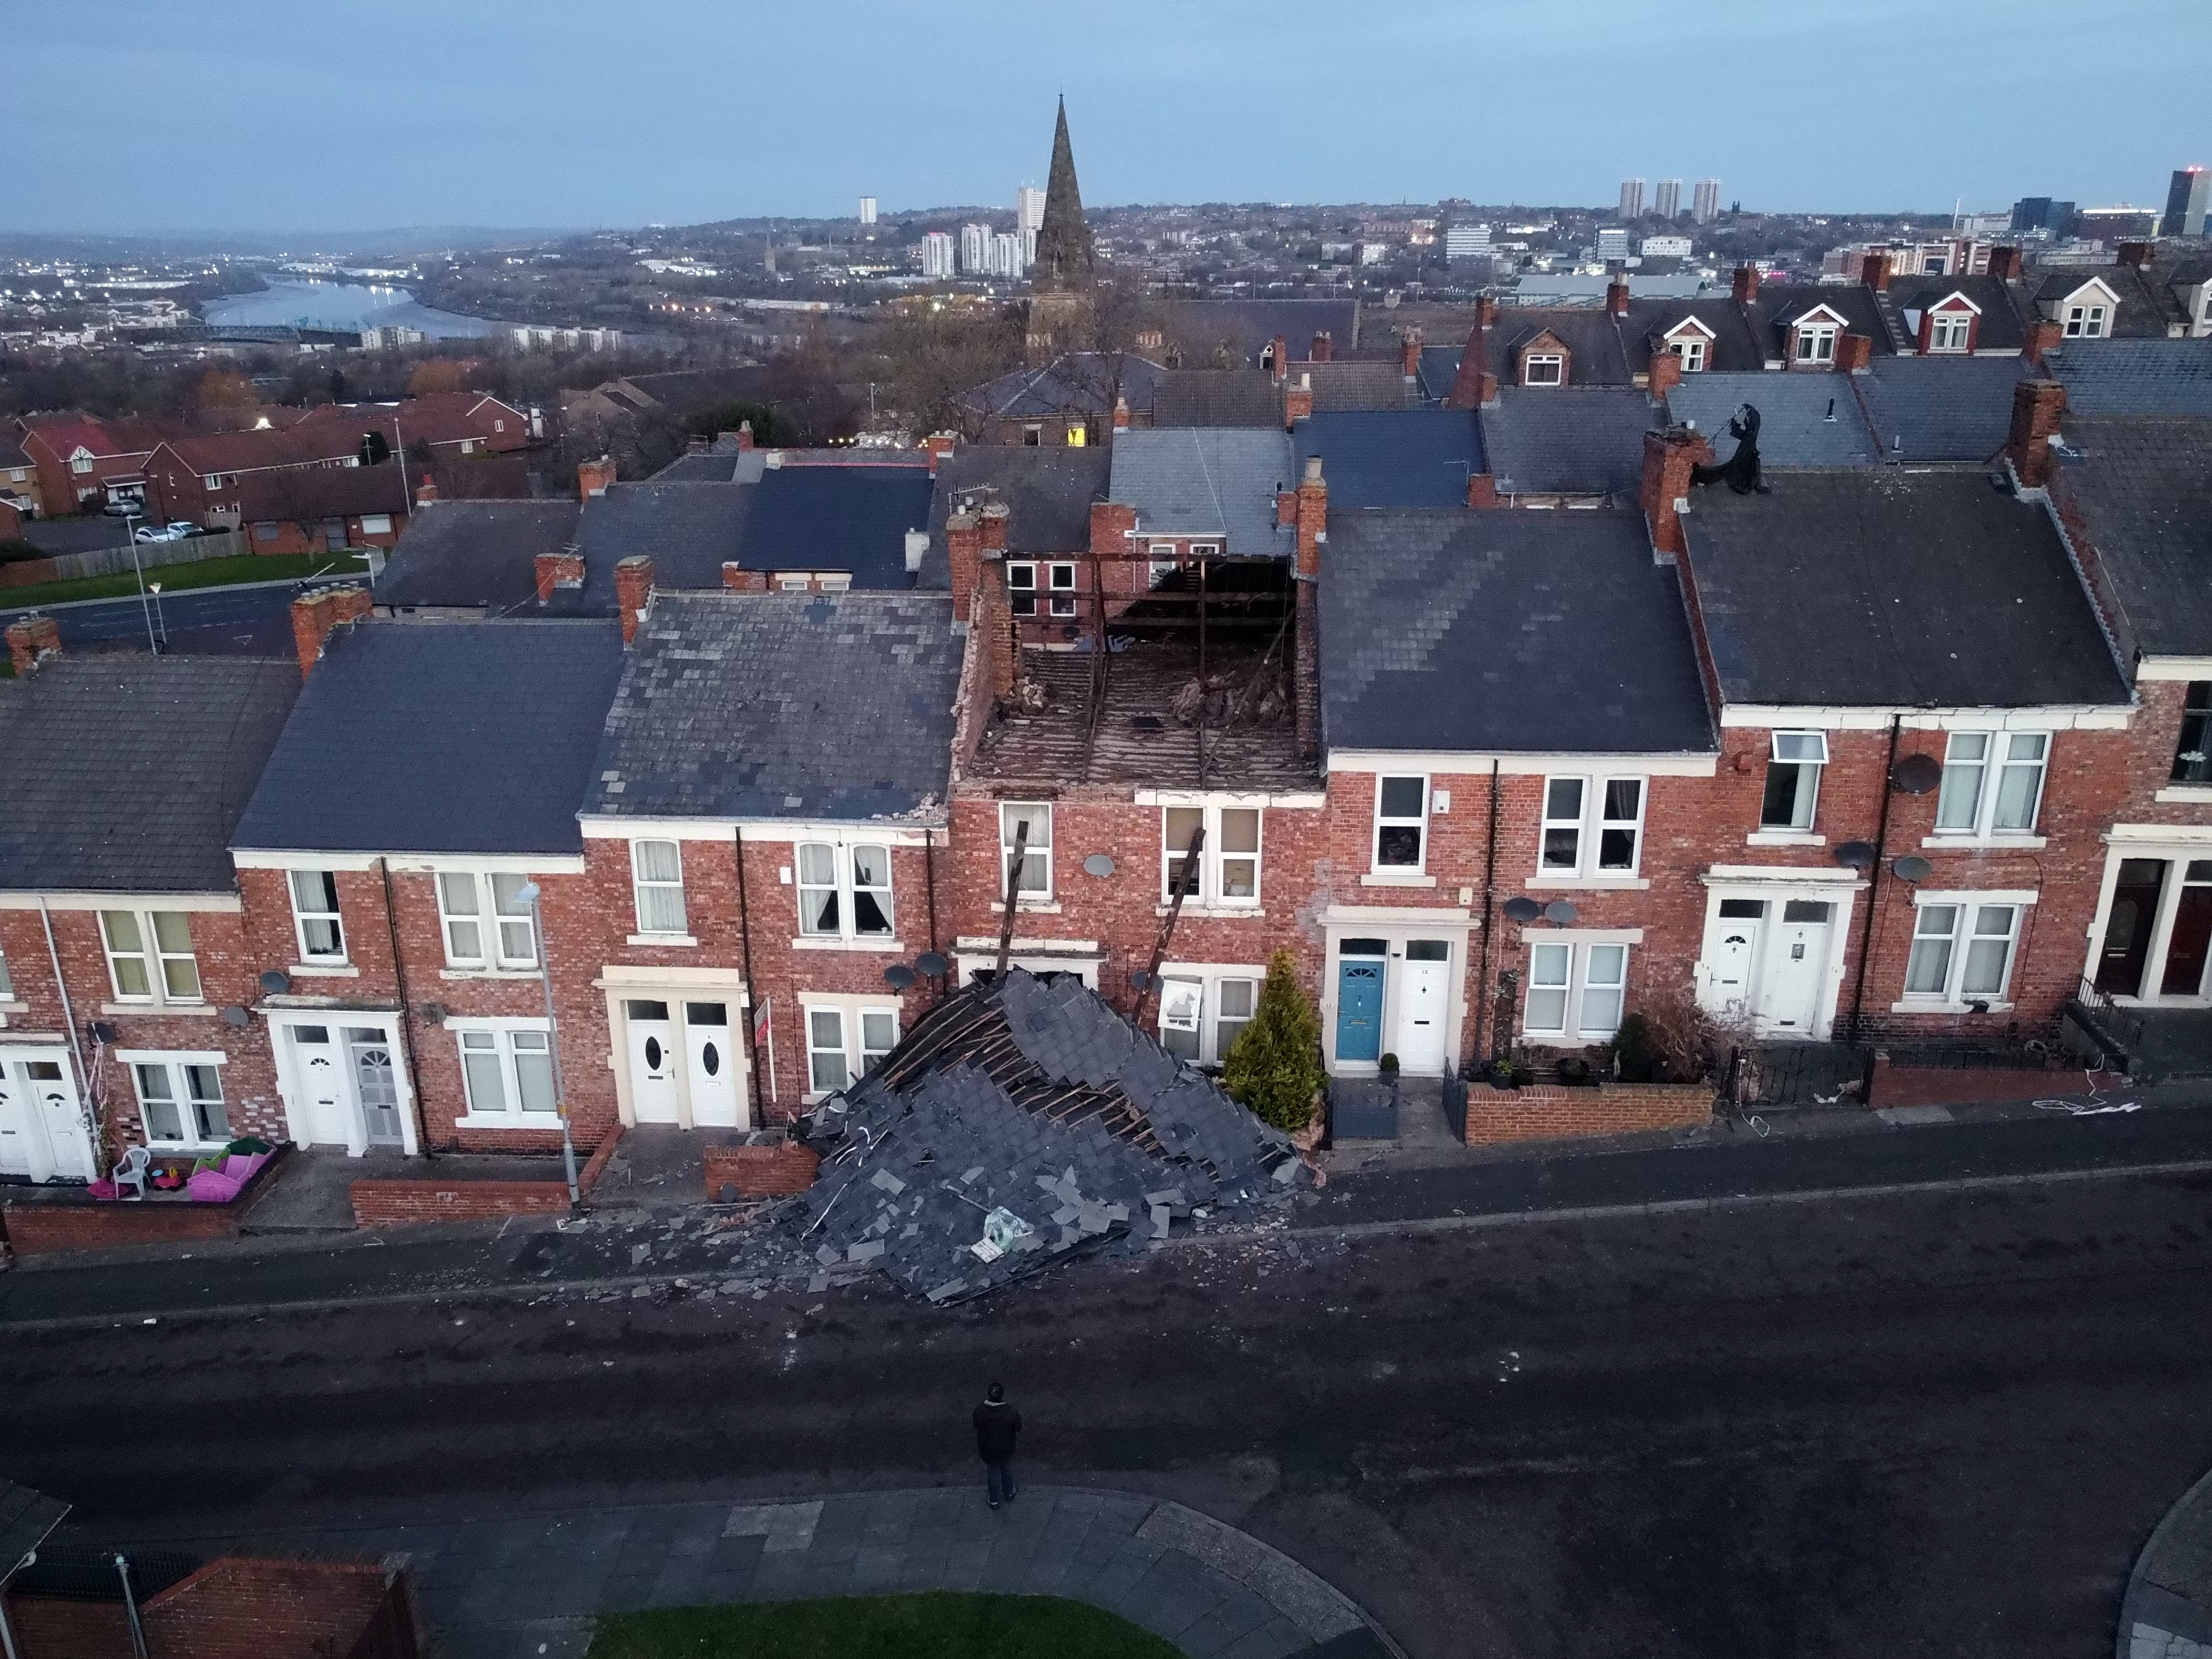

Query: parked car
left=101, top=498, right=145, bottom=517
left=132, top=523, right=193, bottom=542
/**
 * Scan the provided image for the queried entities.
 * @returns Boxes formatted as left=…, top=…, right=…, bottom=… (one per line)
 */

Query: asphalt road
left=0, top=577, right=306, bottom=656
left=9, top=1162, right=2212, bottom=1657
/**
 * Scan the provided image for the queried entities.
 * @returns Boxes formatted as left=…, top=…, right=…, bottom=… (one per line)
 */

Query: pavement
left=2124, top=1468, right=2212, bottom=1659
left=144, top=1488, right=1391, bottom=1659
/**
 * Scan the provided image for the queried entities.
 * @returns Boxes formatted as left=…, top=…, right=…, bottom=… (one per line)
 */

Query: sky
left=12, top=0, right=2210, bottom=236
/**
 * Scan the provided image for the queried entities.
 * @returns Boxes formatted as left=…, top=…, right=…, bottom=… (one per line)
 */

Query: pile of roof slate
left=793, top=969, right=1307, bottom=1303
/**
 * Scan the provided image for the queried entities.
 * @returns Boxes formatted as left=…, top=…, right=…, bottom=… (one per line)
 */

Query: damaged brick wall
left=703, top=1138, right=820, bottom=1198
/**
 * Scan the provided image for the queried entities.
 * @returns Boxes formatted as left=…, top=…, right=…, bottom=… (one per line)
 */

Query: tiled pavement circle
left=178, top=1486, right=1398, bottom=1659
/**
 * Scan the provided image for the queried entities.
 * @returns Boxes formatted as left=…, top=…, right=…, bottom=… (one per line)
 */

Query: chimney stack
left=1640, top=427, right=1715, bottom=557
left=1835, top=333, right=1873, bottom=373
left=2023, top=319, right=2063, bottom=367
left=414, top=473, right=439, bottom=505
left=6, top=614, right=60, bottom=677
left=2006, top=379, right=2068, bottom=489
left=614, top=555, right=653, bottom=646
left=1986, top=245, right=2022, bottom=281
left=946, top=508, right=982, bottom=624
left=921, top=431, right=957, bottom=474
left=578, top=455, right=617, bottom=500
left=686, top=433, right=709, bottom=455
left=290, top=585, right=372, bottom=680
left=1284, top=372, right=1314, bottom=429
left=1465, top=472, right=1498, bottom=508
left=1476, top=293, right=1498, bottom=329
left=1310, top=331, right=1333, bottom=363
left=1861, top=252, right=1891, bottom=291
left=722, top=561, right=766, bottom=592
left=1646, top=349, right=1683, bottom=400
left=1267, top=334, right=1288, bottom=381
left=979, top=498, right=1009, bottom=557
left=735, top=420, right=756, bottom=451
left=1293, top=455, right=1327, bottom=763
left=2117, top=241, right=2154, bottom=269
left=1400, top=329, right=1422, bottom=378
left=1731, top=265, right=1760, bottom=305
left=535, top=550, right=584, bottom=601
left=1112, top=395, right=1130, bottom=431
left=1605, top=278, right=1630, bottom=318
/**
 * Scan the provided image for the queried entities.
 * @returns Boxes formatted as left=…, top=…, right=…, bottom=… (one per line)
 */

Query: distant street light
left=121, top=511, right=157, bottom=653
left=514, top=881, right=580, bottom=1204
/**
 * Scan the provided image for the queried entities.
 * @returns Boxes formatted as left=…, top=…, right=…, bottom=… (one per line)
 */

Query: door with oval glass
left=684, top=1001, right=743, bottom=1128
left=626, top=1000, right=680, bottom=1123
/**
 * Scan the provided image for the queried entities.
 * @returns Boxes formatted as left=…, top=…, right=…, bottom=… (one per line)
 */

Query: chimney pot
left=735, top=420, right=755, bottom=450
left=6, top=613, right=60, bottom=676
left=764, top=450, right=785, bottom=469
left=1112, top=395, right=1131, bottom=431
left=1302, top=454, right=1324, bottom=485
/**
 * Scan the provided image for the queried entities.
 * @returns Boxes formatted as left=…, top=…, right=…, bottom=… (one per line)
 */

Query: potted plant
left=1378, top=1052, right=1400, bottom=1078
left=1483, top=1055, right=1518, bottom=1091
left=1557, top=1055, right=1593, bottom=1087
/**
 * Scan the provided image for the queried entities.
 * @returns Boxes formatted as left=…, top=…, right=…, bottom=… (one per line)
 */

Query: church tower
left=1025, top=98, right=1094, bottom=360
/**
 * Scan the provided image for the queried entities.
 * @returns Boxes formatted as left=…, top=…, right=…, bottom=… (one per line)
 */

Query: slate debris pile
left=795, top=969, right=1306, bottom=1302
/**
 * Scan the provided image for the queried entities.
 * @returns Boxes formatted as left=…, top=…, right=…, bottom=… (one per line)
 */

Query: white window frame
left=0, top=942, right=12, bottom=1000
left=1901, top=898, right=2023, bottom=1007
left=2064, top=303, right=2107, bottom=338
left=630, top=839, right=688, bottom=936
left=795, top=841, right=896, bottom=941
left=1523, top=352, right=1564, bottom=386
left=1761, top=732, right=1828, bottom=831
left=129, top=1056, right=231, bottom=1147
left=359, top=513, right=393, bottom=536
left=288, top=869, right=347, bottom=963
left=1928, top=311, right=1971, bottom=352
left=1794, top=324, right=1838, bottom=364
left=1667, top=336, right=1707, bottom=372
left=1000, top=802, right=1053, bottom=901
left=100, top=909, right=202, bottom=1005
left=451, top=1018, right=559, bottom=1121
left=1372, top=775, right=1429, bottom=872
left=1156, top=969, right=1262, bottom=1066
left=1521, top=941, right=1630, bottom=1042
left=1047, top=561, right=1077, bottom=617
left=1538, top=775, right=1645, bottom=879
left=1161, top=804, right=1262, bottom=907
left=1147, top=541, right=1177, bottom=587
left=1007, top=561, right=1039, bottom=617
left=800, top=1001, right=900, bottom=1099
left=435, top=869, right=539, bottom=970
left=1932, top=731, right=2048, bottom=839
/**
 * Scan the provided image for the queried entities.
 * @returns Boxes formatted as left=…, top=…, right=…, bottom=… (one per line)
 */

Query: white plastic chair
left=111, top=1145, right=152, bottom=1201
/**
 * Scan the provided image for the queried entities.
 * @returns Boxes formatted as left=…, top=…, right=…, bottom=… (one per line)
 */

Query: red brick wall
left=242, top=515, right=401, bottom=558
left=1868, top=1055, right=2116, bottom=1108
left=144, top=1556, right=414, bottom=1659
left=1, top=1591, right=133, bottom=1656
left=2, top=1198, right=242, bottom=1255
left=351, top=1179, right=571, bottom=1225
left=1462, top=1082, right=1712, bottom=1144
left=703, top=1139, right=820, bottom=1197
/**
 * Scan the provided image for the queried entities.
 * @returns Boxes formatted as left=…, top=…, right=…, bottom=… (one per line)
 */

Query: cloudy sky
left=13, top=0, right=2208, bottom=233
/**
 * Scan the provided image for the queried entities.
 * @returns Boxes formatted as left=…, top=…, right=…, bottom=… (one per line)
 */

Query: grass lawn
left=0, top=551, right=368, bottom=611
left=585, top=1593, right=1182, bottom=1659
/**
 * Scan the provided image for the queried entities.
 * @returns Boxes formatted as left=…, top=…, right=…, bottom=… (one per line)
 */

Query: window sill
left=289, top=963, right=360, bottom=978
left=1153, top=904, right=1265, bottom=919
left=1888, top=998, right=2014, bottom=1015
left=626, top=933, right=698, bottom=948
left=0, top=1000, right=26, bottom=1015
left=1360, top=873, right=1437, bottom=888
left=1525, top=876, right=1652, bottom=890
left=2155, top=785, right=2212, bottom=804
left=989, top=901, right=1062, bottom=915
left=437, top=967, right=542, bottom=981
left=790, top=937, right=906, bottom=953
left=453, top=1113, right=566, bottom=1132
left=1745, top=831, right=1825, bottom=847
left=100, top=1001, right=218, bottom=1017
left=1919, top=834, right=2046, bottom=851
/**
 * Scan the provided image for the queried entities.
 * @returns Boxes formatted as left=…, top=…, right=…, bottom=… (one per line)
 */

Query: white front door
left=625, top=999, right=680, bottom=1124
left=1706, top=900, right=1764, bottom=1021
left=1393, top=941, right=1452, bottom=1076
left=684, top=1000, right=743, bottom=1129
left=0, top=1053, right=94, bottom=1182
left=290, top=1025, right=352, bottom=1146
left=1762, top=901, right=1833, bottom=1036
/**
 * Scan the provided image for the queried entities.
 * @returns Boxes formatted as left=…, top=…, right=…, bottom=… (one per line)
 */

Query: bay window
left=631, top=840, right=687, bottom=935
left=1933, top=732, right=2047, bottom=837
left=796, top=842, right=895, bottom=940
left=1162, top=805, right=1261, bottom=906
left=289, top=870, right=346, bottom=962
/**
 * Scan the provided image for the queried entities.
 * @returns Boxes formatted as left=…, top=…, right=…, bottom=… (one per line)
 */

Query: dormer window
left=1667, top=337, right=1707, bottom=372
left=1524, top=353, right=1564, bottom=386
left=1793, top=324, right=1837, bottom=364
left=2064, top=303, right=2107, bottom=338
left=1929, top=312, right=1971, bottom=352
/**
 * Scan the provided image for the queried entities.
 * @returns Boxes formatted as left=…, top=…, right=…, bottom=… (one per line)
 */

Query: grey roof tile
left=1480, top=387, right=1663, bottom=497
left=921, top=447, right=1109, bottom=589
left=2050, top=338, right=2212, bottom=417
left=732, top=466, right=935, bottom=591
left=1855, top=355, right=2048, bottom=463
left=1105, top=428, right=1297, bottom=554
left=2054, top=416, right=2212, bottom=658
left=1667, top=372, right=1881, bottom=468
left=1294, top=410, right=1485, bottom=508
left=373, top=499, right=581, bottom=611
left=1150, top=370, right=1281, bottom=428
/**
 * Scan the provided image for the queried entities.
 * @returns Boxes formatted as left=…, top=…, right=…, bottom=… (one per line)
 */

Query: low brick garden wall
left=1, top=1146, right=288, bottom=1257
left=1462, top=1081, right=1714, bottom=1145
left=1869, top=1055, right=2116, bottom=1109
left=349, top=1123, right=624, bottom=1228
left=703, top=1138, right=820, bottom=1200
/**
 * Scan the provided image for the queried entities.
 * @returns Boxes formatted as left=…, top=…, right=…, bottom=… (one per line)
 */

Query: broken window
left=1001, top=803, right=1052, bottom=899
left=1155, top=971, right=1261, bottom=1066
left=1007, top=562, right=1038, bottom=617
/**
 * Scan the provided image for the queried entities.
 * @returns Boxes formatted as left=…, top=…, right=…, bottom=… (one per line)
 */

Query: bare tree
left=878, top=304, right=1024, bottom=440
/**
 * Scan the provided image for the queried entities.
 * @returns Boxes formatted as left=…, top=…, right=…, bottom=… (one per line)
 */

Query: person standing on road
left=974, top=1381, right=1021, bottom=1509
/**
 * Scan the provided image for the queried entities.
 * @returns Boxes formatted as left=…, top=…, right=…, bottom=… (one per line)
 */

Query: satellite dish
left=1501, top=896, right=1543, bottom=923
left=88, top=1021, right=119, bottom=1045
left=1543, top=900, right=1579, bottom=925
left=258, top=969, right=291, bottom=996
left=220, top=1005, right=251, bottom=1028
left=883, top=963, right=917, bottom=990
left=1833, top=840, right=1877, bottom=870
left=1891, top=855, right=1933, bottom=883
left=420, top=1001, right=450, bottom=1026
left=1082, top=853, right=1116, bottom=878
left=1128, top=969, right=1151, bottom=992
left=1891, top=754, right=1943, bottom=795
left=915, top=951, right=951, bottom=978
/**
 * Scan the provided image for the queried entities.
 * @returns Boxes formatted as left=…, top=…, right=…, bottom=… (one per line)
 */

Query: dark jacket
left=973, top=1400, right=1021, bottom=1462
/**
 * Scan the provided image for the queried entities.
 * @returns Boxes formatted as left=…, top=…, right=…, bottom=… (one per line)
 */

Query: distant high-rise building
left=2164, top=166, right=2210, bottom=237
left=859, top=196, right=878, bottom=226
left=1444, top=223, right=1493, bottom=261
left=2011, top=196, right=2077, bottom=236
left=959, top=222, right=990, bottom=274
left=1654, top=178, right=1681, bottom=218
left=1640, top=234, right=1693, bottom=259
left=1619, top=178, right=1645, bottom=218
left=1016, top=185, right=1046, bottom=234
left=921, top=231, right=956, bottom=278
left=1692, top=179, right=1721, bottom=224
left=1595, top=227, right=1631, bottom=260
left=992, top=231, right=1027, bottom=277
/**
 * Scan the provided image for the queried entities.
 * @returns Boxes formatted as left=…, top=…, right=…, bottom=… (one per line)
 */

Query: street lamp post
left=514, top=881, right=580, bottom=1204
left=147, top=582, right=168, bottom=651
left=122, top=512, right=158, bottom=653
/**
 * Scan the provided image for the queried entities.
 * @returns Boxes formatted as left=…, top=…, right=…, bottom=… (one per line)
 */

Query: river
left=201, top=278, right=498, bottom=340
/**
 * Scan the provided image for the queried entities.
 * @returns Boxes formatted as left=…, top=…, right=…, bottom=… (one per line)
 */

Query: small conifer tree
left=1221, top=947, right=1326, bottom=1132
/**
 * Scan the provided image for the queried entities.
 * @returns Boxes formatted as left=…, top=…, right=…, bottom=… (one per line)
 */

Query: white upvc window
left=1148, top=542, right=1177, bottom=588
left=437, top=870, right=539, bottom=969
left=132, top=1058, right=229, bottom=1146
left=1008, top=561, right=1039, bottom=617
left=1667, top=336, right=1707, bottom=372
left=1794, top=323, right=1837, bottom=363
left=796, top=842, right=895, bottom=939
left=1372, top=776, right=1428, bottom=871
left=2064, top=302, right=2107, bottom=338
left=454, top=1022, right=557, bottom=1118
left=1928, top=311, right=1971, bottom=352
left=631, top=839, right=687, bottom=935
left=1047, top=562, right=1077, bottom=617
left=1932, top=732, right=2048, bottom=837
left=1522, top=941, right=1630, bottom=1041
left=1000, top=802, right=1053, bottom=899
left=1162, top=805, right=1261, bottom=906
left=1157, top=972, right=1260, bottom=1066
left=359, top=513, right=393, bottom=536
left=1761, top=732, right=1829, bottom=831
left=1904, top=900, right=2021, bottom=1004
left=803, top=1004, right=899, bottom=1095
left=0, top=943, right=12, bottom=999
left=100, top=910, right=201, bottom=1004
left=289, top=870, right=346, bottom=962
left=1524, top=353, right=1564, bottom=385
left=1539, top=776, right=1645, bottom=877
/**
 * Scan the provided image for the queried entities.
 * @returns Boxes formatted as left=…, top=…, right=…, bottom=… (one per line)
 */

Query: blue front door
left=1335, top=957, right=1385, bottom=1063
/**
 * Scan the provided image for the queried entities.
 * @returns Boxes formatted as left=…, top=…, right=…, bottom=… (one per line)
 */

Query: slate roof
left=1416, top=343, right=1464, bottom=402
left=2055, top=416, right=2212, bottom=658
left=1303, top=360, right=1415, bottom=411
left=1886, top=274, right=2031, bottom=352
left=373, top=499, right=581, bottom=611
left=1684, top=471, right=2128, bottom=708
left=1666, top=372, right=1881, bottom=468
left=651, top=451, right=745, bottom=482
left=577, top=480, right=757, bottom=600
left=2032, top=263, right=2187, bottom=338
left=1295, top=410, right=1486, bottom=508
left=236, top=460, right=411, bottom=522
left=734, top=465, right=935, bottom=588
left=0, top=1478, right=69, bottom=1582
left=1480, top=387, right=1662, bottom=497
left=232, top=620, right=624, bottom=855
left=1105, top=429, right=1297, bottom=554
left=1319, top=508, right=1714, bottom=755
left=0, top=656, right=299, bottom=892
left=1150, top=369, right=1281, bottom=428
left=2049, top=338, right=2212, bottom=416
left=1856, top=355, right=2047, bottom=462
left=1165, top=298, right=1366, bottom=369
left=606, top=366, right=774, bottom=418
left=923, top=446, right=1110, bottom=587
left=1746, top=284, right=1896, bottom=359
left=963, top=354, right=1164, bottom=421
left=584, top=592, right=961, bottom=822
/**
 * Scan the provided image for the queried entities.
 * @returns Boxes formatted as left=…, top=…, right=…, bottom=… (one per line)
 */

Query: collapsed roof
left=794, top=970, right=1307, bottom=1303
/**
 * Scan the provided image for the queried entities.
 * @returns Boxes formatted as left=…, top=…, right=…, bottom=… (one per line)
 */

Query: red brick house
left=16, top=416, right=163, bottom=517
left=237, top=461, right=410, bottom=556
left=296, top=392, right=534, bottom=457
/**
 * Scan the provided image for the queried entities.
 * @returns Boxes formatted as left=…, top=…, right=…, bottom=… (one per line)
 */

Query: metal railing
left=2067, top=974, right=2145, bottom=1058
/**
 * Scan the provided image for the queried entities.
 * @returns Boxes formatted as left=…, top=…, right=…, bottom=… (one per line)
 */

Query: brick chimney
left=614, top=555, right=653, bottom=646
left=414, top=473, right=439, bottom=505
left=1283, top=371, right=1314, bottom=429
left=1113, top=395, right=1131, bottom=431
left=1465, top=472, right=1498, bottom=508
left=1835, top=333, right=1874, bottom=373
left=2117, top=241, right=2154, bottom=269
left=1310, top=332, right=1333, bottom=363
left=1400, top=329, right=1422, bottom=378
left=722, top=561, right=766, bottom=592
left=535, top=550, right=584, bottom=601
left=1477, top=294, right=1498, bottom=329
left=716, top=429, right=742, bottom=450
left=1987, top=245, right=2022, bottom=281
left=946, top=508, right=982, bottom=624
left=290, top=585, right=372, bottom=679
left=1861, top=253, right=1891, bottom=291
left=979, top=499, right=1009, bottom=558
left=1293, top=455, right=1327, bottom=763
left=1267, top=335, right=1287, bottom=381
left=735, top=420, right=756, bottom=451
left=1276, top=487, right=1296, bottom=528
left=1640, top=428, right=1715, bottom=557
left=6, top=614, right=59, bottom=676
left=1647, top=348, right=1683, bottom=401
left=2006, top=379, right=2068, bottom=489
left=1605, top=278, right=1630, bottom=318
left=2023, top=319, right=2064, bottom=367
left=578, top=455, right=617, bottom=500
left=980, top=556, right=1019, bottom=703
left=1732, top=265, right=1760, bottom=305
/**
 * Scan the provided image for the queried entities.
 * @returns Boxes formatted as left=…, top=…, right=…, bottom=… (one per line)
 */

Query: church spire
left=1031, top=97, right=1094, bottom=294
